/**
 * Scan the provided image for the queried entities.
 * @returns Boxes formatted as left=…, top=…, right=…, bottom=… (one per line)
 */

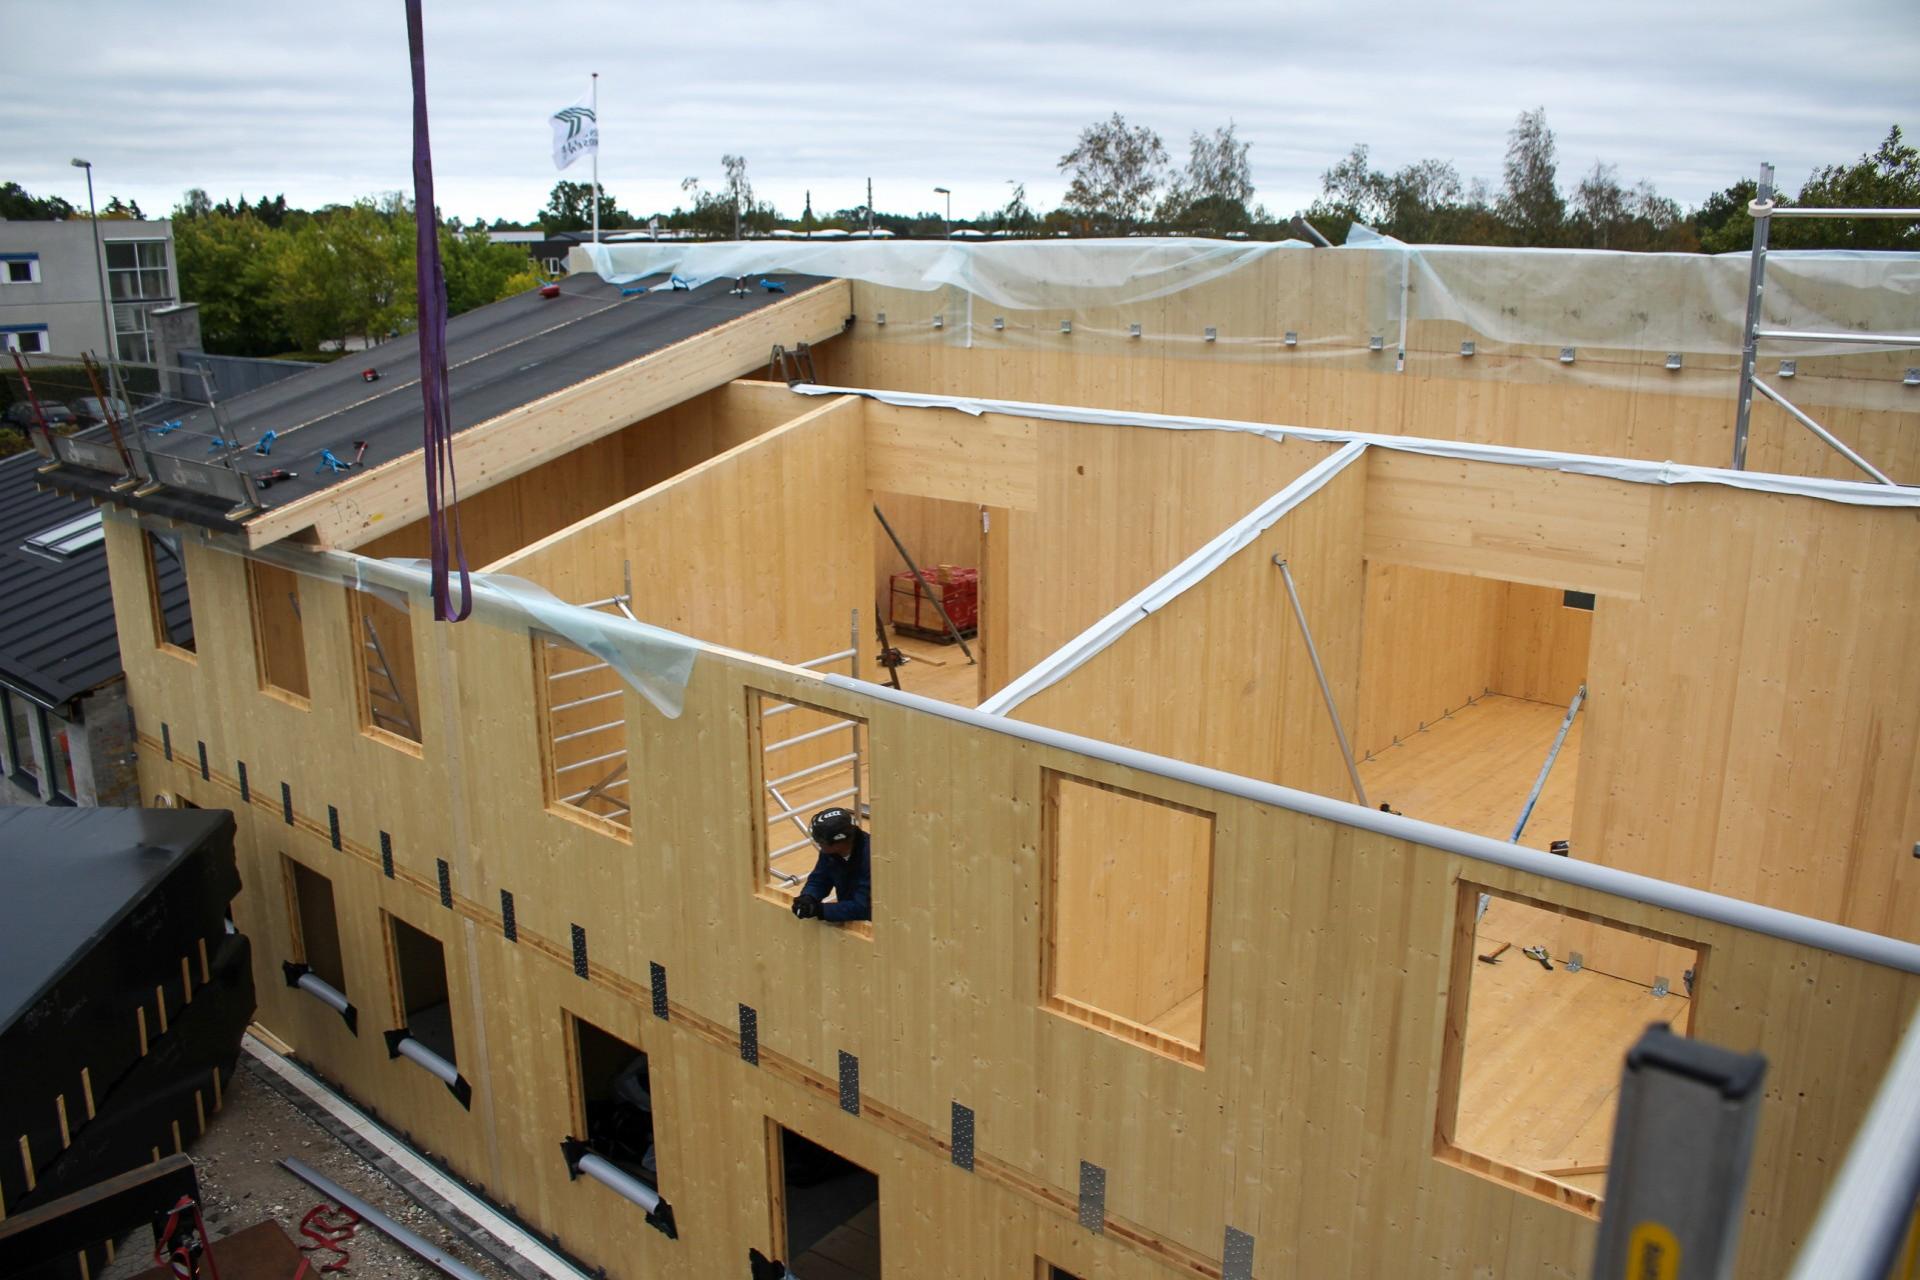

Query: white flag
left=550, top=97, right=598, bottom=171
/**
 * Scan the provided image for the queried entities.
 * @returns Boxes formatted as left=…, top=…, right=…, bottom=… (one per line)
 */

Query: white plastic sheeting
left=581, top=235, right=1920, bottom=359
left=977, top=442, right=1369, bottom=716
left=793, top=383, right=1920, bottom=508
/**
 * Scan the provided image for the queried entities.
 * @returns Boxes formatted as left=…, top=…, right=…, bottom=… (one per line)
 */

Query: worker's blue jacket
left=800, top=830, right=871, bottom=922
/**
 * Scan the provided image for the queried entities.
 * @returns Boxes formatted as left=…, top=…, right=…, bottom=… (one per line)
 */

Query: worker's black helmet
left=810, top=808, right=857, bottom=844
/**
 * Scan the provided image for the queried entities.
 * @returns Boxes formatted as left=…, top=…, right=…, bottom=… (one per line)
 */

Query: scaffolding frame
left=541, top=566, right=639, bottom=825
left=1731, top=163, right=1919, bottom=486
left=758, top=612, right=865, bottom=885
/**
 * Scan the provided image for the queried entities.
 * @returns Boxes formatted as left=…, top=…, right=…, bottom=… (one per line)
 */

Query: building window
left=143, top=529, right=196, bottom=655
left=105, top=240, right=172, bottom=364
left=23, top=510, right=105, bottom=560
left=568, top=1015, right=659, bottom=1192
left=747, top=689, right=866, bottom=905
left=769, top=1124, right=880, bottom=1280
left=248, top=560, right=311, bottom=703
left=1041, top=770, right=1214, bottom=1065
left=284, top=857, right=348, bottom=995
left=1435, top=884, right=1704, bottom=1216
left=387, top=914, right=456, bottom=1066
left=40, top=707, right=76, bottom=804
left=1, top=255, right=40, bottom=285
left=535, top=634, right=629, bottom=833
left=347, top=587, right=421, bottom=748
left=2, top=326, right=47, bottom=354
left=2, top=689, right=42, bottom=796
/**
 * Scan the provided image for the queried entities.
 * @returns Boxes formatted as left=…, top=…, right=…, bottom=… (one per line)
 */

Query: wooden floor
left=875, top=632, right=981, bottom=708
left=1359, top=693, right=1582, bottom=852
left=789, top=1201, right=881, bottom=1280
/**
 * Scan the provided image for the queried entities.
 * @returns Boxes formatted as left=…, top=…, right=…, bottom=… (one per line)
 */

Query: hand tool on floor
left=1477, top=942, right=1512, bottom=966
left=255, top=468, right=299, bottom=489
left=255, top=430, right=277, bottom=455
left=871, top=602, right=907, bottom=690
left=1523, top=945, right=1554, bottom=971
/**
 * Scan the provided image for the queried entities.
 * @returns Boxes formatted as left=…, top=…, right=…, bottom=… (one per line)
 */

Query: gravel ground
left=100, top=1055, right=520, bottom=1279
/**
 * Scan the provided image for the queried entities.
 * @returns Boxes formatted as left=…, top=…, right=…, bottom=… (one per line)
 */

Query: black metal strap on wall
left=281, top=960, right=358, bottom=1034
left=738, top=1004, right=759, bottom=1066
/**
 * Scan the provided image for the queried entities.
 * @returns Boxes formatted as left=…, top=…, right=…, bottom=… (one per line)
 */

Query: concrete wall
left=0, top=219, right=177, bottom=363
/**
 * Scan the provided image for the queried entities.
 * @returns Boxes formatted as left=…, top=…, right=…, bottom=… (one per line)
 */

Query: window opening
left=3, top=327, right=47, bottom=354
left=282, top=857, right=355, bottom=1032
left=388, top=915, right=455, bottom=1065
left=248, top=559, right=310, bottom=702
left=1437, top=884, right=1704, bottom=1216
left=1040, top=1265, right=1086, bottom=1280
left=1042, top=770, right=1214, bottom=1065
left=2, top=255, right=41, bottom=285
left=771, top=1124, right=880, bottom=1280
left=559, top=1015, right=676, bottom=1235
left=23, top=510, right=105, bottom=559
left=348, top=587, right=420, bottom=746
left=43, top=709, right=75, bottom=803
left=2, top=690, right=42, bottom=795
left=143, top=529, right=196, bottom=654
left=750, top=687, right=867, bottom=902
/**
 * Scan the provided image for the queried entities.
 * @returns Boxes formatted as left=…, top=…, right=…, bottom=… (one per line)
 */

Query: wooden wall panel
left=1357, top=563, right=1504, bottom=759
left=1574, top=484, right=1920, bottom=944
left=871, top=493, right=981, bottom=616
left=1012, top=458, right=1367, bottom=799
left=1363, top=451, right=1650, bottom=599
left=117, top=551, right=1920, bottom=1280
left=1494, top=585, right=1593, bottom=706
left=495, top=396, right=870, bottom=666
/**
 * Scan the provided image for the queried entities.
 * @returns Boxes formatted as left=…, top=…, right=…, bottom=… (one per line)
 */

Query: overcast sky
left=8, top=0, right=1917, bottom=226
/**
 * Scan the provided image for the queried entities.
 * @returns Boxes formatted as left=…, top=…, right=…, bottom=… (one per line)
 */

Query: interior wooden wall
left=495, top=395, right=870, bottom=665
left=871, top=493, right=980, bottom=619
left=358, top=380, right=811, bottom=569
left=103, top=510, right=1920, bottom=1279
left=1495, top=586, right=1592, bottom=707
left=1010, top=454, right=1367, bottom=801
left=811, top=256, right=1920, bottom=485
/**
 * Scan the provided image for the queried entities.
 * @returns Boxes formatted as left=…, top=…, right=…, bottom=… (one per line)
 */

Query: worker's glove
left=792, top=895, right=822, bottom=920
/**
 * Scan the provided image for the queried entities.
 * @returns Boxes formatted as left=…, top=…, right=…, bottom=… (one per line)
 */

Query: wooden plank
left=1362, top=451, right=1650, bottom=599
left=241, top=281, right=852, bottom=550
left=865, top=401, right=1040, bottom=510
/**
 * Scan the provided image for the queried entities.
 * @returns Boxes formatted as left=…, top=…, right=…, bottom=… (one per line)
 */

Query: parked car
left=69, top=396, right=132, bottom=427
left=3, top=399, right=76, bottom=428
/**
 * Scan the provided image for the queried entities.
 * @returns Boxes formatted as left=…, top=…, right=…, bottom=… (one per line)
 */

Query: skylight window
left=23, top=510, right=104, bottom=559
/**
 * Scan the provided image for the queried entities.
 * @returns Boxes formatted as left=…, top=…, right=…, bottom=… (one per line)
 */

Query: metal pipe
left=572, top=1150, right=662, bottom=1214
left=1785, top=1008, right=1920, bottom=1280
left=1273, top=556, right=1368, bottom=809
left=548, top=661, right=612, bottom=680
left=1732, top=162, right=1774, bottom=472
left=295, top=972, right=351, bottom=1017
left=551, top=688, right=622, bottom=713
left=1752, top=328, right=1920, bottom=348
left=874, top=504, right=975, bottom=662
left=561, top=777, right=628, bottom=804
left=555, top=749, right=624, bottom=774
left=768, top=835, right=816, bottom=860
left=395, top=1036, right=460, bottom=1087
left=764, top=780, right=813, bottom=838
left=553, top=718, right=627, bottom=744
left=849, top=608, right=864, bottom=809
left=795, top=647, right=857, bottom=671
left=766, top=752, right=858, bottom=790
left=820, top=673, right=1920, bottom=975
left=1754, top=204, right=1920, bottom=220
left=281, top=1157, right=491, bottom=1280
left=1752, top=378, right=1899, bottom=486
left=765, top=786, right=857, bottom=826
left=1510, top=684, right=1586, bottom=843
left=763, top=721, right=855, bottom=753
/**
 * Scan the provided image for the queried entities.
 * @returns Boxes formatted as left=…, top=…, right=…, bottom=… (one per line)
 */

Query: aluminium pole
left=1510, top=683, right=1585, bottom=844
left=874, top=504, right=975, bottom=663
left=1274, top=556, right=1368, bottom=809
left=1731, top=162, right=1775, bottom=471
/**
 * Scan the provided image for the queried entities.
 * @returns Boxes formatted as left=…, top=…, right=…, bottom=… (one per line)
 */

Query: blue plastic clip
left=760, top=278, right=788, bottom=293
left=621, top=285, right=647, bottom=297
left=256, top=430, right=277, bottom=456
left=319, top=449, right=349, bottom=474
left=150, top=419, right=183, bottom=436
left=669, top=274, right=692, bottom=291
left=207, top=436, right=232, bottom=452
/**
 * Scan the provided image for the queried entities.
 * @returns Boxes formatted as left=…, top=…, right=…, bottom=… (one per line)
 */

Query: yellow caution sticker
left=1625, top=1222, right=1681, bottom=1280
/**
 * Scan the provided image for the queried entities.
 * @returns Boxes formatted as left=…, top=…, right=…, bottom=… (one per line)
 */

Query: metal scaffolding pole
left=1731, top=162, right=1775, bottom=473
left=1510, top=684, right=1586, bottom=844
left=1273, top=556, right=1368, bottom=809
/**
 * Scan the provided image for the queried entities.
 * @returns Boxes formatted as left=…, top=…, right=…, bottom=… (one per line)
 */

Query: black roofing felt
left=42, top=272, right=837, bottom=533
left=0, top=453, right=140, bottom=705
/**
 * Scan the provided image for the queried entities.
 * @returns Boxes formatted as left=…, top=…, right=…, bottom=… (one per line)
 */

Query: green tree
left=1497, top=107, right=1565, bottom=245
left=541, top=181, right=626, bottom=234
left=440, top=227, right=541, bottom=312
left=0, top=181, right=76, bottom=220
left=1784, top=126, right=1919, bottom=250
left=171, top=194, right=294, bottom=356
left=1162, top=123, right=1255, bottom=232
left=1059, top=113, right=1169, bottom=232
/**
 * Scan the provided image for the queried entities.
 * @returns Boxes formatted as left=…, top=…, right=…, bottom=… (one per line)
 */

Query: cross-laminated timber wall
left=99, top=471, right=1920, bottom=1280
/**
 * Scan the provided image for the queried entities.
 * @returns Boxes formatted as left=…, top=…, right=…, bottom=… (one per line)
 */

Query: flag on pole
left=550, top=97, right=598, bottom=171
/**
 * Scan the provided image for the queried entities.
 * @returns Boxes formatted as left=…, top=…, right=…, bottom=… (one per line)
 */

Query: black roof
left=0, top=450, right=155, bottom=707
left=43, top=271, right=836, bottom=534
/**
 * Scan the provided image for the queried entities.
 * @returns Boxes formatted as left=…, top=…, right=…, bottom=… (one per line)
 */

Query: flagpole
left=590, top=72, right=600, bottom=244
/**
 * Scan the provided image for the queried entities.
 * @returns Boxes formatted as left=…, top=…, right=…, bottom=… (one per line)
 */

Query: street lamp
left=933, top=186, right=951, bottom=240
left=70, top=157, right=122, bottom=403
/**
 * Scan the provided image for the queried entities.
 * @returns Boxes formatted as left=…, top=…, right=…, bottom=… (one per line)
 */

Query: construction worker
left=791, top=807, right=870, bottom=923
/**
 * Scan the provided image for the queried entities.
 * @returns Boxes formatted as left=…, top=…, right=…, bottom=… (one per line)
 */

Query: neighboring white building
left=0, top=218, right=178, bottom=362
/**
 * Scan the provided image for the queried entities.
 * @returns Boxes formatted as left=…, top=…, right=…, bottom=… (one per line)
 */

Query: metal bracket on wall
left=1077, top=1161, right=1106, bottom=1233
left=838, top=1051, right=860, bottom=1115
left=1223, top=1227, right=1256, bottom=1280
left=738, top=1004, right=758, bottom=1065
left=950, top=1102, right=974, bottom=1171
